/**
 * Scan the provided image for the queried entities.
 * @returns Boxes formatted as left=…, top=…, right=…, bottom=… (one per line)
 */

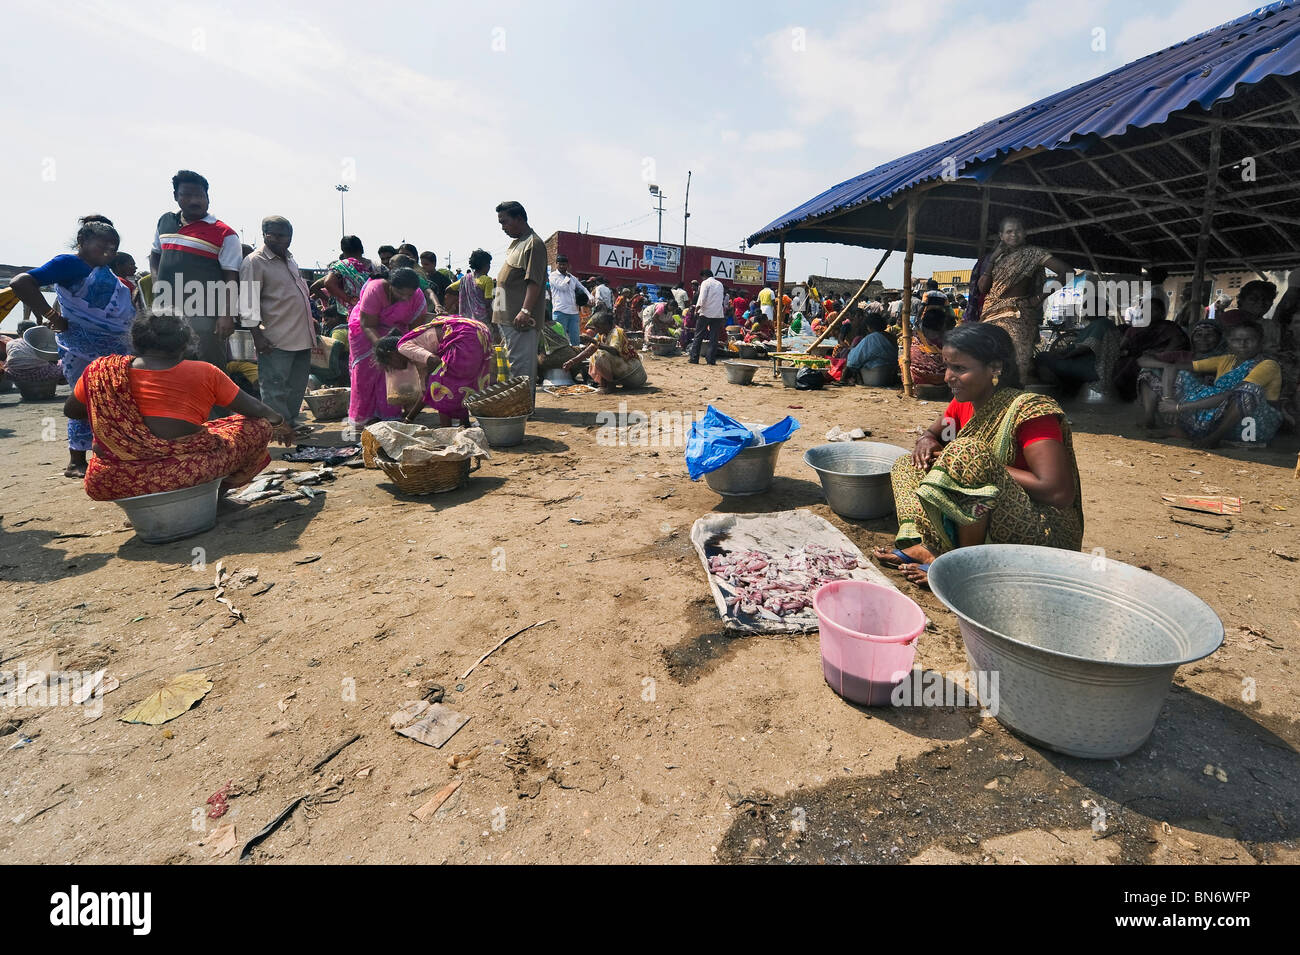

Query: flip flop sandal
left=878, top=548, right=924, bottom=568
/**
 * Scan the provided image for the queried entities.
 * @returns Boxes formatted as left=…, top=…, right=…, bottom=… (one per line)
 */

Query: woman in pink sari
left=376, top=315, right=493, bottom=427
left=348, top=268, right=428, bottom=425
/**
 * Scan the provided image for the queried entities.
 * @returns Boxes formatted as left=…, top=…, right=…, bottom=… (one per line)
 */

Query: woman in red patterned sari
left=63, top=312, right=294, bottom=501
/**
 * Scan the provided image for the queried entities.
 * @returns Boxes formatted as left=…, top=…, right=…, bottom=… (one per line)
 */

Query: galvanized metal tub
left=779, top=366, right=799, bottom=388
left=722, top=361, right=760, bottom=385
left=474, top=413, right=528, bottom=448
left=113, top=477, right=224, bottom=544
left=927, top=545, right=1223, bottom=758
left=803, top=442, right=909, bottom=520
left=704, top=433, right=786, bottom=496
left=860, top=365, right=895, bottom=387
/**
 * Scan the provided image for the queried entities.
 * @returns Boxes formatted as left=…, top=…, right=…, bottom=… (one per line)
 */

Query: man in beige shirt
left=491, top=200, right=548, bottom=391
left=240, top=215, right=317, bottom=431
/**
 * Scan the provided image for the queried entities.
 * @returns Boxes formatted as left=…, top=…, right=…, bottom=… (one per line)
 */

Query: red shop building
left=543, top=231, right=781, bottom=296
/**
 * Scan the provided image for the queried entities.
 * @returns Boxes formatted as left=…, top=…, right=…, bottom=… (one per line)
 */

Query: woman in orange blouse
left=64, top=312, right=294, bottom=501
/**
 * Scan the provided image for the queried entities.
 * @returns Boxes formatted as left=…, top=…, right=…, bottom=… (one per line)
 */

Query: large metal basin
left=114, top=477, right=224, bottom=544
left=803, top=442, right=909, bottom=519
left=474, top=413, right=528, bottom=448
left=704, top=434, right=786, bottom=496
left=927, top=545, right=1223, bottom=758
left=722, top=361, right=760, bottom=385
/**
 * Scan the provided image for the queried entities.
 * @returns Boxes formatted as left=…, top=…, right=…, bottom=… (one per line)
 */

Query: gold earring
left=993, top=373, right=1000, bottom=387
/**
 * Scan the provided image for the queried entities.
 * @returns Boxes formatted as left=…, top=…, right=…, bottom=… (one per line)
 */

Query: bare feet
left=63, top=463, right=86, bottom=479
left=900, top=564, right=930, bottom=588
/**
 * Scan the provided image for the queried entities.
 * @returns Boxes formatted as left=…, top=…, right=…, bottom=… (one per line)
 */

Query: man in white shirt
left=672, top=284, right=690, bottom=310
left=592, top=275, right=614, bottom=311
left=547, top=255, right=589, bottom=345
left=689, top=269, right=727, bottom=365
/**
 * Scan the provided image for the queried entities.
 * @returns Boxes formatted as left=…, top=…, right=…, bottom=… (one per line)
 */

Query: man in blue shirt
left=846, top=312, right=897, bottom=381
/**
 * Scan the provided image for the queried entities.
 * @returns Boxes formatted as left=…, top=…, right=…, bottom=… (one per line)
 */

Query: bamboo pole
left=799, top=217, right=905, bottom=354
left=900, top=195, right=918, bottom=398
left=1189, top=112, right=1223, bottom=326
left=776, top=234, right=786, bottom=351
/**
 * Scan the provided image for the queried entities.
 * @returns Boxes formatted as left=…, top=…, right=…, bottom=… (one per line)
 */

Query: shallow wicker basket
left=304, top=387, right=350, bottom=421
left=377, top=454, right=475, bottom=495
left=466, top=376, right=533, bottom=418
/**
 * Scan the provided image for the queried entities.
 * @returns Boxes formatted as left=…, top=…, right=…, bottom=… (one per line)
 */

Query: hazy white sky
left=0, top=0, right=1244, bottom=297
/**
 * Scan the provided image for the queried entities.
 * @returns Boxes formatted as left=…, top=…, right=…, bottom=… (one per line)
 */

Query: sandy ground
left=1, top=354, right=1297, bottom=865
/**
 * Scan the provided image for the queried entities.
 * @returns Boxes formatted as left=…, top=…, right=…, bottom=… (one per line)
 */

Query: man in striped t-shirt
left=149, top=169, right=243, bottom=367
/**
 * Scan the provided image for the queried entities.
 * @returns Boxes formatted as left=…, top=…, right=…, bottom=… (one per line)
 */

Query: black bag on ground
left=795, top=368, right=826, bottom=390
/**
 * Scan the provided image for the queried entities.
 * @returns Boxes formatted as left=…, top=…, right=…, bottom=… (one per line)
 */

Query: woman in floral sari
left=564, top=308, right=646, bottom=393
left=977, top=217, right=1072, bottom=384
left=1135, top=320, right=1225, bottom=432
left=347, top=268, right=429, bottom=426
left=873, top=323, right=1083, bottom=588
left=313, top=235, right=373, bottom=326
left=907, top=308, right=954, bottom=386
left=375, top=315, right=493, bottom=427
left=7, top=216, right=136, bottom=477
left=1161, top=321, right=1283, bottom=448
left=64, top=312, right=291, bottom=501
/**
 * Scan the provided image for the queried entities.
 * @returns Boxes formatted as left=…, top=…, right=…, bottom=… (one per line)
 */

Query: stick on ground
left=310, top=732, right=362, bottom=774
left=460, top=619, right=554, bottom=681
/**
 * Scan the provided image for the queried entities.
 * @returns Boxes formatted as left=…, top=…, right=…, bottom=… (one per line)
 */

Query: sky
left=0, top=0, right=1248, bottom=310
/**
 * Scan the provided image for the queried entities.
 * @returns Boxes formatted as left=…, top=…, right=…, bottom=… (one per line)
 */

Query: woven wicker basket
left=361, top=429, right=382, bottom=468
left=466, top=376, right=533, bottom=418
left=377, top=454, right=475, bottom=495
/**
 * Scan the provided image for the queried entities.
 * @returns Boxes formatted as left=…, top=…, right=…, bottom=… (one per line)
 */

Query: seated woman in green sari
left=873, top=323, right=1084, bottom=588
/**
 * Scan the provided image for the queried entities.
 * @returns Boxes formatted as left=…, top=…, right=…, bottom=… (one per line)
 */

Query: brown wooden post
left=1189, top=113, right=1222, bottom=324
left=900, top=195, right=918, bottom=397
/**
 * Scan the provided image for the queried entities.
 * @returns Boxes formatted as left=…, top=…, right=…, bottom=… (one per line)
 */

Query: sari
left=54, top=264, right=137, bottom=453
left=908, top=333, right=946, bottom=386
left=396, top=316, right=493, bottom=419
left=347, top=280, right=428, bottom=423
left=79, top=355, right=272, bottom=501
left=324, top=257, right=372, bottom=318
left=458, top=271, right=490, bottom=324
left=980, top=245, right=1053, bottom=382
left=591, top=326, right=647, bottom=388
left=891, top=388, right=1084, bottom=556
left=1174, top=357, right=1282, bottom=444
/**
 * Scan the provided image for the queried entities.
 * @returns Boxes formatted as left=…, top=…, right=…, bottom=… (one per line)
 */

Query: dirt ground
left=2, top=354, right=1298, bottom=865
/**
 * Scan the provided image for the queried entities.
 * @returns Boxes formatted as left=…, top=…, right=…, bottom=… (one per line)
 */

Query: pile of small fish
left=230, top=467, right=334, bottom=503
left=708, top=544, right=865, bottom=620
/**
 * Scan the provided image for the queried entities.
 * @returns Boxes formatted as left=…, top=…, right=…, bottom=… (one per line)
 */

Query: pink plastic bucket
left=813, top=580, right=925, bottom=706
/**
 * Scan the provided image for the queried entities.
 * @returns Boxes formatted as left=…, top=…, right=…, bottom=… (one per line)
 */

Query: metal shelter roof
left=747, top=2, right=1300, bottom=273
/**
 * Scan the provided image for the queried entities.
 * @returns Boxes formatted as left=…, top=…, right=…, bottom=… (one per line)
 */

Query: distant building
left=544, top=232, right=781, bottom=295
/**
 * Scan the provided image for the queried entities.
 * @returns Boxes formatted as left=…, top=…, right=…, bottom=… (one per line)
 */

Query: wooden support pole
left=776, top=234, right=786, bottom=351
left=900, top=195, right=918, bottom=398
left=1189, top=114, right=1223, bottom=325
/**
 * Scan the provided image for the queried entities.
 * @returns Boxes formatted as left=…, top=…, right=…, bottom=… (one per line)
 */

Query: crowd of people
left=1, top=179, right=1295, bottom=591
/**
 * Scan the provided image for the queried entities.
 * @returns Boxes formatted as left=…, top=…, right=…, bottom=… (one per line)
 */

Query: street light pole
left=822, top=256, right=830, bottom=276
left=335, top=184, right=349, bottom=236
left=648, top=184, right=667, bottom=244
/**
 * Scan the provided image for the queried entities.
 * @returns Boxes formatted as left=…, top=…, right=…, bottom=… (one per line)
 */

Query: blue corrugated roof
left=749, top=1, right=1300, bottom=244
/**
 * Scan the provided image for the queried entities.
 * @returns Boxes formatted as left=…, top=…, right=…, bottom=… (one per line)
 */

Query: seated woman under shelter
left=1159, top=320, right=1283, bottom=448
left=873, top=323, right=1083, bottom=588
left=64, top=312, right=293, bottom=501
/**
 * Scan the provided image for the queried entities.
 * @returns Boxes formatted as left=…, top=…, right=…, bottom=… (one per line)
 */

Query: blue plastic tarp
left=685, top=406, right=800, bottom=480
